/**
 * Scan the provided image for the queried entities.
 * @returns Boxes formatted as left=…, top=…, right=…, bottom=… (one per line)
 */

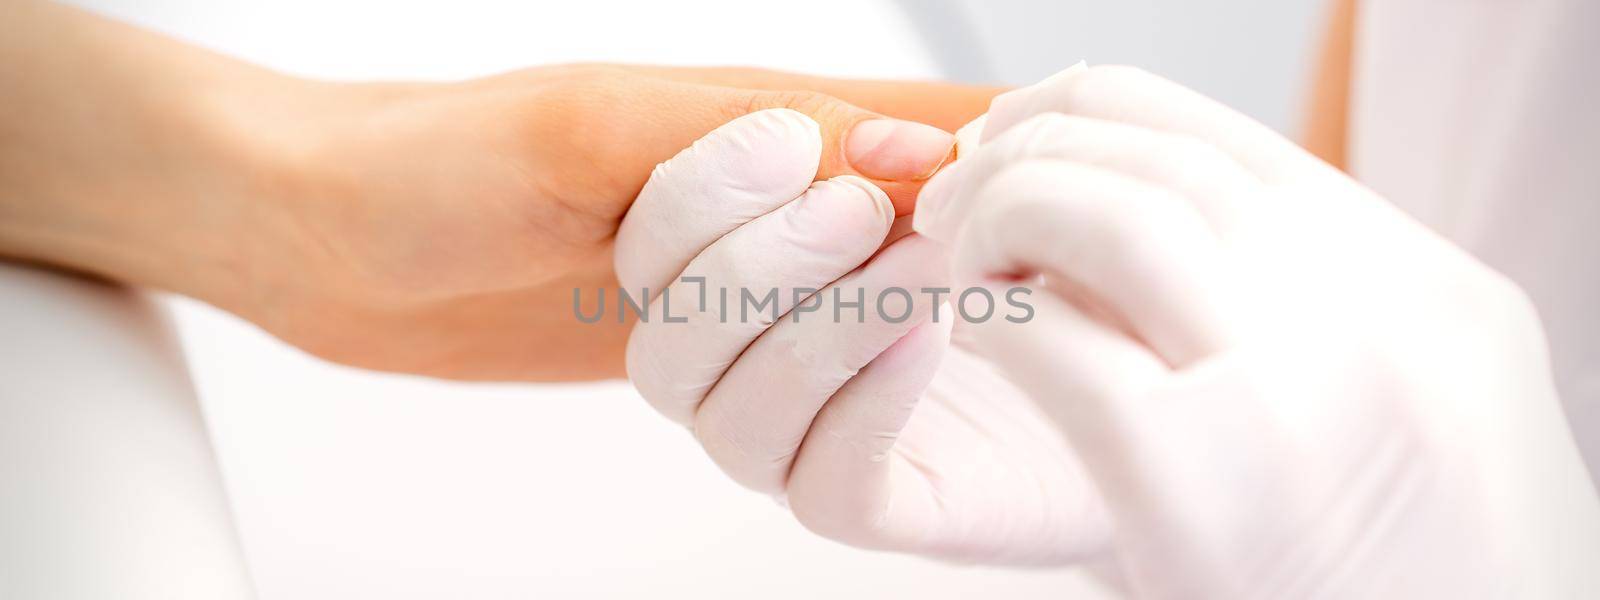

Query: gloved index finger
left=983, top=63, right=1322, bottom=185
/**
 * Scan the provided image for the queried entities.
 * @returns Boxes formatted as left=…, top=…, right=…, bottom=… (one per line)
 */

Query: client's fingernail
left=846, top=119, right=956, bottom=182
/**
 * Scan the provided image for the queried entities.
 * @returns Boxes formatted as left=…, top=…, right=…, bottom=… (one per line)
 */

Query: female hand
left=0, top=1, right=995, bottom=380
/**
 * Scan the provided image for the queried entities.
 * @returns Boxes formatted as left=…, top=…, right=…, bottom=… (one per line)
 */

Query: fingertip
left=954, top=113, right=987, bottom=155
left=844, top=118, right=957, bottom=182
left=780, top=176, right=895, bottom=256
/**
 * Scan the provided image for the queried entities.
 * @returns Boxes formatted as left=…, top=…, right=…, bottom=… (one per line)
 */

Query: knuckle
left=543, top=62, right=636, bottom=88
left=532, top=63, right=654, bottom=136
left=740, top=89, right=850, bottom=124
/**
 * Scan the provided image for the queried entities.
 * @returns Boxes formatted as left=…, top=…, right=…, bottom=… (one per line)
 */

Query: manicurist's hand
left=917, top=65, right=1600, bottom=597
left=0, top=1, right=994, bottom=380
left=614, top=109, right=1109, bottom=565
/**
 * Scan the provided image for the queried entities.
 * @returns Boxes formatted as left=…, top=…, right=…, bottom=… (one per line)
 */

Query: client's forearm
left=0, top=1, right=305, bottom=306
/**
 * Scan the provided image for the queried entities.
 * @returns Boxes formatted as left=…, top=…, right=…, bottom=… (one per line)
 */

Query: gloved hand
left=614, top=108, right=1111, bottom=565
left=916, top=64, right=1600, bottom=598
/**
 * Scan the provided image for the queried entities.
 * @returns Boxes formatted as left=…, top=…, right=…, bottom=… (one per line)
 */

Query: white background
left=57, top=1, right=1320, bottom=597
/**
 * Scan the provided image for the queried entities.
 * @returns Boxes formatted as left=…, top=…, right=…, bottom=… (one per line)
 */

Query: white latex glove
left=915, top=65, right=1600, bottom=598
left=614, top=109, right=1111, bottom=564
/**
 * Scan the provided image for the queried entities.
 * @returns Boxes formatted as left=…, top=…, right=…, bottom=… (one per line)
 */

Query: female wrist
left=157, top=72, right=362, bottom=321
left=0, top=59, right=317, bottom=320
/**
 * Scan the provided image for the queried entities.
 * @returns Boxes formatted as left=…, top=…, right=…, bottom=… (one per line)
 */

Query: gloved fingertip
left=954, top=114, right=988, bottom=156
left=822, top=175, right=895, bottom=229
left=779, top=176, right=895, bottom=252
left=910, top=159, right=967, bottom=243
left=907, top=112, right=991, bottom=239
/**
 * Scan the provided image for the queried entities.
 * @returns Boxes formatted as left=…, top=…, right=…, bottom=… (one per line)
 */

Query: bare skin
left=1302, top=0, right=1355, bottom=169
left=0, top=1, right=999, bottom=380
